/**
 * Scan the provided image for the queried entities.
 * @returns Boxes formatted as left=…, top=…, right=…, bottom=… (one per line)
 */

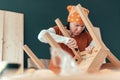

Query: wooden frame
left=54, top=18, right=104, bottom=72
left=47, top=4, right=120, bottom=72
left=75, top=4, right=120, bottom=72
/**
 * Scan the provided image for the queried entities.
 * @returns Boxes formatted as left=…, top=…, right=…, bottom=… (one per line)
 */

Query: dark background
left=0, top=0, right=120, bottom=67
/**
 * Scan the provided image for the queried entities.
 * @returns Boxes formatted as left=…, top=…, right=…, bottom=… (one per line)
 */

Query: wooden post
left=23, top=44, right=45, bottom=69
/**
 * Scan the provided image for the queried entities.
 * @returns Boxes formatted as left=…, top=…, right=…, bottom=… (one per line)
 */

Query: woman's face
left=69, top=22, right=85, bottom=36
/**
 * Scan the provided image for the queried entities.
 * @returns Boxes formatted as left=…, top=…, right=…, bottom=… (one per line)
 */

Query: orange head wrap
left=67, top=5, right=89, bottom=26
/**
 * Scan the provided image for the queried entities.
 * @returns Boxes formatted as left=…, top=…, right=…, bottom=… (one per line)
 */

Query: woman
left=38, top=5, right=94, bottom=74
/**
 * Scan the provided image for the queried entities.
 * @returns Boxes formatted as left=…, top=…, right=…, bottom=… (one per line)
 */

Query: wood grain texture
left=0, top=10, right=24, bottom=72
left=0, top=10, right=4, bottom=61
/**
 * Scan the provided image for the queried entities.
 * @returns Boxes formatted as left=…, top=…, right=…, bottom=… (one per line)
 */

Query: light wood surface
left=3, top=69, right=120, bottom=80
left=0, top=10, right=24, bottom=72
left=0, top=10, right=4, bottom=61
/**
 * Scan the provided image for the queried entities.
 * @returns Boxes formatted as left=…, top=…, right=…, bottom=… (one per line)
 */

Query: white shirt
left=38, top=28, right=70, bottom=45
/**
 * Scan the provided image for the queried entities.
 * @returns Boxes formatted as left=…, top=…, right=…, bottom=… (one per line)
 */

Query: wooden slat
left=75, top=4, right=106, bottom=72
left=55, top=19, right=70, bottom=37
left=0, top=10, right=4, bottom=61
left=44, top=32, right=65, bottom=62
left=23, top=44, right=45, bottom=69
left=1, top=11, right=24, bottom=71
left=107, top=51, right=120, bottom=68
left=44, top=32, right=61, bottom=48
left=76, top=4, right=103, bottom=49
left=55, top=18, right=82, bottom=63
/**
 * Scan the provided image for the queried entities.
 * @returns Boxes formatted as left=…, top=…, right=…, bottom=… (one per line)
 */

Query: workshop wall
left=0, top=0, right=120, bottom=67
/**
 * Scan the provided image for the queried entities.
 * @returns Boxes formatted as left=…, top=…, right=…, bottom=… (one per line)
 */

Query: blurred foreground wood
left=2, top=69, right=120, bottom=80
left=0, top=10, right=24, bottom=72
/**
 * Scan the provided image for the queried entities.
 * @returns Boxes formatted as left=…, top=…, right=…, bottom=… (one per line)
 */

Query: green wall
left=0, top=0, right=120, bottom=67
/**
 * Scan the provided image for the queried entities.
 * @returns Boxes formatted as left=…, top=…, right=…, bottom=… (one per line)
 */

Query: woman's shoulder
left=53, top=26, right=59, bottom=30
left=53, top=26, right=62, bottom=35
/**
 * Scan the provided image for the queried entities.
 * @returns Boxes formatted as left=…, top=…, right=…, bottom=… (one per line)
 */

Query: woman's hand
left=67, top=38, right=78, bottom=49
left=85, top=45, right=94, bottom=54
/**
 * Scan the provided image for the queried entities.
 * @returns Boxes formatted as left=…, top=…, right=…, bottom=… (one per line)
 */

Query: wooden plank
left=2, top=11, right=24, bottom=71
left=94, top=27, right=101, bottom=41
left=23, top=44, right=45, bottom=69
left=44, top=32, right=65, bottom=63
left=107, top=51, right=120, bottom=68
left=55, top=18, right=82, bottom=63
left=0, top=10, right=4, bottom=61
left=55, top=19, right=70, bottom=37
left=76, top=4, right=103, bottom=49
left=44, top=32, right=61, bottom=48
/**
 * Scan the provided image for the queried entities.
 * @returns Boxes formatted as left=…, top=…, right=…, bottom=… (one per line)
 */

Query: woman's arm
left=38, top=27, right=69, bottom=44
